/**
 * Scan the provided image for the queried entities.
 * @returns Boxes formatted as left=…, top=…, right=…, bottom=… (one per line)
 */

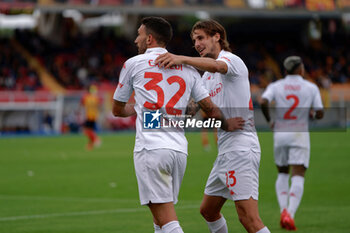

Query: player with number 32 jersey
left=114, top=47, right=209, bottom=155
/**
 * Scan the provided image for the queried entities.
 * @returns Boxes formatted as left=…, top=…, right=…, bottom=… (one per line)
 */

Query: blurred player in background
left=81, top=84, right=101, bottom=150
left=112, top=17, right=241, bottom=233
left=200, top=109, right=218, bottom=152
left=156, top=19, right=270, bottom=233
left=261, top=56, right=324, bottom=230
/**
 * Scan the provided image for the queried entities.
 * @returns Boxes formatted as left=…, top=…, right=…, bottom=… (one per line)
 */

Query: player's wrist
left=220, top=118, right=228, bottom=131
left=309, top=110, right=316, bottom=120
left=182, top=56, right=191, bottom=65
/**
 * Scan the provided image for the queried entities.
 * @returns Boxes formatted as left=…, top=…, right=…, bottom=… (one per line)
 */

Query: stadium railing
left=0, top=91, right=63, bottom=134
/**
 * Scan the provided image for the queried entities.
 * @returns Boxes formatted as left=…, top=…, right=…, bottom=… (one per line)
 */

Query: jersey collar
left=285, top=74, right=303, bottom=81
left=145, top=47, right=168, bottom=54
left=218, top=49, right=226, bottom=58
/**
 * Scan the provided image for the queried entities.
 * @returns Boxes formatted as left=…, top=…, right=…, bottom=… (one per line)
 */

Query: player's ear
left=146, top=34, right=153, bottom=45
left=214, top=33, right=220, bottom=42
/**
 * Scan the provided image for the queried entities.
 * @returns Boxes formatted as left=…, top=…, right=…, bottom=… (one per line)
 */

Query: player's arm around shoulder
left=155, top=52, right=228, bottom=74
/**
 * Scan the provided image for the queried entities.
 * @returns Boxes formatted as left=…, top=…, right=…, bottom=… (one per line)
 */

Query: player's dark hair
left=286, top=65, right=302, bottom=74
left=141, top=17, right=173, bottom=46
left=191, top=19, right=231, bottom=52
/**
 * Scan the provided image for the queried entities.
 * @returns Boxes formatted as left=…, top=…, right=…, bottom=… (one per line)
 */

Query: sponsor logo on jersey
left=209, top=83, right=223, bottom=97
left=117, top=83, right=124, bottom=88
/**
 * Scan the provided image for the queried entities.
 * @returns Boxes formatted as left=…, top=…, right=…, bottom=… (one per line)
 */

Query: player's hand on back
left=185, top=99, right=200, bottom=117
left=225, top=117, right=245, bottom=132
left=156, top=52, right=184, bottom=69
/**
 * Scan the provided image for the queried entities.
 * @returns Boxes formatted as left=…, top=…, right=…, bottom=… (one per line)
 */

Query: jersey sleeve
left=113, top=58, right=135, bottom=103
left=217, top=53, right=245, bottom=79
left=190, top=70, right=209, bottom=102
left=311, top=85, right=324, bottom=110
left=261, top=83, right=275, bottom=102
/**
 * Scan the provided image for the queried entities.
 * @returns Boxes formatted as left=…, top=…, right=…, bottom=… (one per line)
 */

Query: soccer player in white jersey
left=112, top=17, right=242, bottom=233
left=156, top=20, right=270, bottom=233
left=261, top=56, right=324, bottom=230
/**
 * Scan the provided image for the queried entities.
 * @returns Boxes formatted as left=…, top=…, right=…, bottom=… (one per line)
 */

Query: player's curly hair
left=191, top=19, right=232, bottom=52
left=141, top=17, right=173, bottom=47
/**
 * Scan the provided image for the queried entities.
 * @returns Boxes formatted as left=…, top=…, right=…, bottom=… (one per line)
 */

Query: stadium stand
left=10, top=18, right=350, bottom=91
left=0, top=38, right=41, bottom=91
left=15, top=28, right=134, bottom=90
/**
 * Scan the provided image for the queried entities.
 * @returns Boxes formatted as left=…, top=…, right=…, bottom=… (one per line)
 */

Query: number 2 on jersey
left=143, top=72, right=186, bottom=115
left=284, top=94, right=299, bottom=120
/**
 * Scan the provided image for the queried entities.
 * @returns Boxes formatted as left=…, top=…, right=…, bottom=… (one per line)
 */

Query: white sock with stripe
left=275, top=173, right=289, bottom=212
left=288, top=175, right=304, bottom=218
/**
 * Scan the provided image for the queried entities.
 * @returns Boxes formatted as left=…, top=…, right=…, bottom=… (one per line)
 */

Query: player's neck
left=147, top=43, right=165, bottom=49
left=213, top=46, right=222, bottom=59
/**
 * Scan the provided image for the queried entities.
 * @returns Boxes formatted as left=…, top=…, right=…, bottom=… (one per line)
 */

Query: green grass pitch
left=0, top=130, right=349, bottom=233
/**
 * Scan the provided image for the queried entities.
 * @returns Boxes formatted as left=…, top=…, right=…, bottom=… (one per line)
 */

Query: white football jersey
left=202, top=50, right=260, bottom=155
left=261, top=75, right=323, bottom=148
left=114, top=47, right=209, bottom=154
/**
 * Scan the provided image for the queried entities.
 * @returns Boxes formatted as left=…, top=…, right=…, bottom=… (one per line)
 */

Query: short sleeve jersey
left=114, top=47, right=209, bottom=154
left=261, top=75, right=323, bottom=148
left=202, top=50, right=260, bottom=155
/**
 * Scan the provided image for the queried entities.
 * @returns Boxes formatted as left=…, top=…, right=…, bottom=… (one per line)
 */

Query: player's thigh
left=288, top=147, right=310, bottom=168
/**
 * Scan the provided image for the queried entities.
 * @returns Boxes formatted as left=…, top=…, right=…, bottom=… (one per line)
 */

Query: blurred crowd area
left=1, top=17, right=349, bottom=92
left=0, top=0, right=348, bottom=10
left=0, top=38, right=42, bottom=91
left=14, top=29, right=135, bottom=90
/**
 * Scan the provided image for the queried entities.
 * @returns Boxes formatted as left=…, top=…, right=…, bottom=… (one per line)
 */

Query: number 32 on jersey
left=143, top=72, right=186, bottom=115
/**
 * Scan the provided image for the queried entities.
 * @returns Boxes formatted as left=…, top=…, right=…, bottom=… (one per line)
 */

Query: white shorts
left=204, top=149, right=260, bottom=201
left=274, top=146, right=310, bottom=168
left=134, top=148, right=187, bottom=205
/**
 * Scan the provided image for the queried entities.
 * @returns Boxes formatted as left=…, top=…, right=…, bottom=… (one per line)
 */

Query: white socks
left=206, top=216, right=228, bottom=233
left=288, top=175, right=305, bottom=218
left=162, top=221, right=184, bottom=233
left=256, top=226, right=271, bottom=233
left=276, top=173, right=289, bottom=212
left=276, top=174, right=305, bottom=218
